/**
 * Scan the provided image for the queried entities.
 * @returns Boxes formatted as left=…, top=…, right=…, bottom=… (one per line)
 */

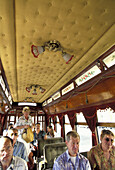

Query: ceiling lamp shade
left=31, top=45, right=45, bottom=58
left=26, top=87, right=31, bottom=93
left=40, top=87, right=46, bottom=93
left=32, top=88, right=37, bottom=95
left=62, top=52, right=74, bottom=64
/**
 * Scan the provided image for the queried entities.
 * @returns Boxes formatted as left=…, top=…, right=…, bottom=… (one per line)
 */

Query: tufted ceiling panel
left=0, top=0, right=115, bottom=103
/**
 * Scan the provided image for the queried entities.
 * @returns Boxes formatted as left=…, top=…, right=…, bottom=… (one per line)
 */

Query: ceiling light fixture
left=31, top=40, right=74, bottom=64
left=31, top=45, right=45, bottom=58
left=24, top=97, right=35, bottom=102
left=26, top=85, right=46, bottom=95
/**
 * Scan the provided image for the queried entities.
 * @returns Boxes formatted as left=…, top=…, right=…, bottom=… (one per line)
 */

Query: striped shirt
left=53, top=150, right=91, bottom=170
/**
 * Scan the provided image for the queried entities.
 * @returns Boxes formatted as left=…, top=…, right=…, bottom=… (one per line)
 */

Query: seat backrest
left=37, top=137, right=63, bottom=157
left=43, top=142, right=67, bottom=169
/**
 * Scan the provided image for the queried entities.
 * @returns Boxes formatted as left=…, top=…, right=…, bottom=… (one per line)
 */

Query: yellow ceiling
left=0, top=0, right=115, bottom=103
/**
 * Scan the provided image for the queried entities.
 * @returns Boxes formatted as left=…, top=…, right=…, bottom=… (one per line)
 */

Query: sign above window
left=103, top=51, right=115, bottom=68
left=75, top=65, right=101, bottom=86
left=52, top=92, right=61, bottom=100
left=62, top=82, right=74, bottom=95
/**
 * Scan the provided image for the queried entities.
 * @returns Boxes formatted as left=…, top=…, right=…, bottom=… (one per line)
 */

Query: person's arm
left=44, top=134, right=47, bottom=139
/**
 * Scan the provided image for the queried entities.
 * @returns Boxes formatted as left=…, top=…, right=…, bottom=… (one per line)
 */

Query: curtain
left=67, top=111, right=76, bottom=129
left=46, top=114, right=50, bottom=126
left=50, top=115, right=56, bottom=131
left=58, top=114, right=64, bottom=138
left=82, top=107, right=97, bottom=146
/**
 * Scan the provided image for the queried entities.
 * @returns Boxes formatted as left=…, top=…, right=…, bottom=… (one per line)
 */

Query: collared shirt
left=14, top=115, right=33, bottom=135
left=32, top=131, right=46, bottom=145
left=13, top=140, right=28, bottom=162
left=0, top=156, right=28, bottom=170
left=53, top=150, right=91, bottom=170
left=87, top=143, right=115, bottom=170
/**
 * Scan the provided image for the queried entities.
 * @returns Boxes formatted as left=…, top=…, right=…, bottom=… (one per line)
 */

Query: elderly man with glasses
left=7, top=128, right=28, bottom=162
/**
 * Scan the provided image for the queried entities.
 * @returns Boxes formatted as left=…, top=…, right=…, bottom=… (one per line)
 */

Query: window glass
left=35, top=116, right=37, bottom=124
left=77, top=112, right=86, bottom=122
left=56, top=116, right=61, bottom=137
left=77, top=125, right=92, bottom=152
left=32, top=116, right=34, bottom=124
left=97, top=108, right=115, bottom=122
left=51, top=118, right=53, bottom=123
left=10, top=116, right=15, bottom=121
left=38, top=116, right=42, bottom=121
left=97, top=126, right=115, bottom=145
left=7, top=116, right=10, bottom=121
left=16, top=116, right=18, bottom=122
left=65, top=114, right=72, bottom=137
left=65, top=124, right=72, bottom=137
left=65, top=114, right=70, bottom=123
left=56, top=123, right=61, bottom=137
left=42, top=116, right=45, bottom=121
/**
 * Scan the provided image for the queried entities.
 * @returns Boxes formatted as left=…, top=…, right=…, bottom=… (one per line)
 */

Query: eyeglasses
left=105, top=138, right=114, bottom=143
left=11, top=133, right=18, bottom=136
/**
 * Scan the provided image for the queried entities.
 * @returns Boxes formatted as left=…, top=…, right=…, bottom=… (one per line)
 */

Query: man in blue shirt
left=53, top=131, right=91, bottom=170
left=8, top=128, right=28, bottom=162
left=0, top=136, right=28, bottom=170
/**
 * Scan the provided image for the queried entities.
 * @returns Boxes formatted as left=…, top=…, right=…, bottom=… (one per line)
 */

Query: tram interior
left=0, top=0, right=115, bottom=169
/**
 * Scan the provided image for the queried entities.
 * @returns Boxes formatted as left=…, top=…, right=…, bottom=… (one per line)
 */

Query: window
left=10, top=116, right=15, bottom=122
left=76, top=112, right=92, bottom=152
left=64, top=114, right=72, bottom=137
left=77, top=112, right=86, bottom=122
left=56, top=116, right=61, bottom=137
left=77, top=125, right=92, bottom=152
left=97, top=108, right=115, bottom=122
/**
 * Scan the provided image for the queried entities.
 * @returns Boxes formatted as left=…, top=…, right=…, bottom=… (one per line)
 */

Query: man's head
left=0, top=136, right=13, bottom=165
left=35, top=123, right=41, bottom=133
left=47, top=125, right=52, bottom=132
left=8, top=128, right=19, bottom=145
left=8, top=123, right=14, bottom=130
left=100, top=129, right=114, bottom=151
left=22, top=106, right=30, bottom=118
left=65, top=131, right=80, bottom=157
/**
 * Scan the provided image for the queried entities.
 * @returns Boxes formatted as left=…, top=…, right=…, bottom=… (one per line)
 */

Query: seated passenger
left=7, top=128, right=28, bottom=162
left=3, top=123, right=14, bottom=136
left=29, top=123, right=47, bottom=165
left=87, top=129, right=115, bottom=170
left=47, top=125, right=58, bottom=138
left=53, top=130, right=91, bottom=170
left=0, top=136, right=28, bottom=170
left=47, top=125, right=55, bottom=138
left=32, top=123, right=47, bottom=146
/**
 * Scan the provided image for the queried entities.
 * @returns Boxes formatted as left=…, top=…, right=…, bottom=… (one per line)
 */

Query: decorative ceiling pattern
left=0, top=0, right=115, bottom=103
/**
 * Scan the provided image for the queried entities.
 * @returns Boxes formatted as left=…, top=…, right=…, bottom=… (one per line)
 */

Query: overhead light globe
left=31, top=45, right=45, bottom=58
left=62, top=52, right=74, bottom=64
